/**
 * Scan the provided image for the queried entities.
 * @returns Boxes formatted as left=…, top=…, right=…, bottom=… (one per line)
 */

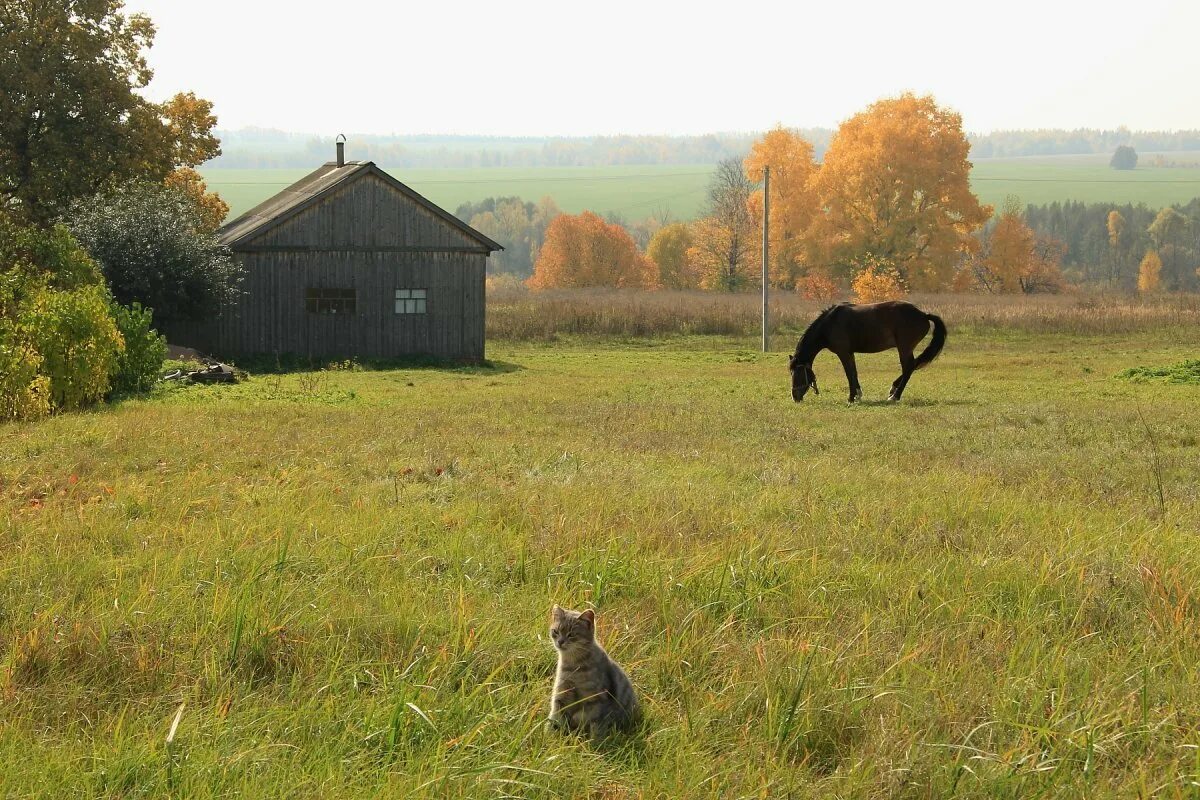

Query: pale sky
left=128, top=0, right=1200, bottom=136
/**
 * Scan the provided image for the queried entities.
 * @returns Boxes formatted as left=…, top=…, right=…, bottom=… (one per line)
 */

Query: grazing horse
left=789, top=301, right=946, bottom=403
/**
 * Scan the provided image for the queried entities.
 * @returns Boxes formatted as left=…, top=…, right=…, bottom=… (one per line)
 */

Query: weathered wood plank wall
left=166, top=174, right=489, bottom=362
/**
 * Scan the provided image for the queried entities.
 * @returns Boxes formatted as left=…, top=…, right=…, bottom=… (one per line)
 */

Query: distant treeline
left=209, top=130, right=773, bottom=168
left=207, top=127, right=1200, bottom=169
left=1023, top=198, right=1200, bottom=291
left=457, top=190, right=1200, bottom=292
left=972, top=129, right=1200, bottom=159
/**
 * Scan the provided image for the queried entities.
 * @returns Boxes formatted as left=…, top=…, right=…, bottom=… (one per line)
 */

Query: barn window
left=395, top=288, right=427, bottom=315
left=306, top=288, right=356, bottom=315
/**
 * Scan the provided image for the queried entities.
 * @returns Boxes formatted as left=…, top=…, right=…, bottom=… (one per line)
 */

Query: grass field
left=199, top=165, right=716, bottom=223
left=972, top=153, right=1200, bottom=208
left=201, top=153, right=1200, bottom=224
left=3, top=297, right=1200, bottom=796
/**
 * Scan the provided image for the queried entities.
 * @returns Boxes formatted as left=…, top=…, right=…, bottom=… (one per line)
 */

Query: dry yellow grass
left=486, top=288, right=1200, bottom=341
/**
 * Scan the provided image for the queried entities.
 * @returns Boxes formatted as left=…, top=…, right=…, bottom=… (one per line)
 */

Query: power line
left=613, top=186, right=709, bottom=213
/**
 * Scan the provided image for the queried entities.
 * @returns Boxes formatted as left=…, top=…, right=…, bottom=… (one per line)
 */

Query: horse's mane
left=790, top=304, right=842, bottom=368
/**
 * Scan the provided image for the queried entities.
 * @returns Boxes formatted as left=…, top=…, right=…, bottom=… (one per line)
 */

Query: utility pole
left=762, top=166, right=770, bottom=352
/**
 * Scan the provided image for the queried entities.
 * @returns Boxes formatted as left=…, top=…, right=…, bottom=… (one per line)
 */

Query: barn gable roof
left=217, top=161, right=503, bottom=252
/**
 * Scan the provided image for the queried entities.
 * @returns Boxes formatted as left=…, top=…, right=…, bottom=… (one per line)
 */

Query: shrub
left=20, top=283, right=124, bottom=411
left=851, top=258, right=908, bottom=302
left=796, top=272, right=841, bottom=302
left=109, top=301, right=167, bottom=395
left=67, top=182, right=243, bottom=326
left=0, top=216, right=102, bottom=291
left=0, top=217, right=161, bottom=419
left=0, top=328, right=50, bottom=422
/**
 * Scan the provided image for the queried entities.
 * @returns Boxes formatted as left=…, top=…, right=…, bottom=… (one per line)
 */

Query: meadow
left=2, top=294, right=1200, bottom=797
left=202, top=153, right=1200, bottom=223
left=199, top=165, right=716, bottom=222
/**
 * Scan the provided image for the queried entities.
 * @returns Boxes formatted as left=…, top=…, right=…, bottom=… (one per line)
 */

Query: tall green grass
left=1, top=327, right=1199, bottom=796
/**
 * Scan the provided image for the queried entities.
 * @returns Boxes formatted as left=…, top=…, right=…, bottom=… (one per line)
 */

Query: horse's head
left=789, top=354, right=819, bottom=402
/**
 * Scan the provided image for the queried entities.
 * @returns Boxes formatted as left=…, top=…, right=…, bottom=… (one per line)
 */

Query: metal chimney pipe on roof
left=335, top=133, right=346, bottom=167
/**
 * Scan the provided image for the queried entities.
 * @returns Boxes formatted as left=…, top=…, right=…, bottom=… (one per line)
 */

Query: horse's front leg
left=836, top=351, right=861, bottom=402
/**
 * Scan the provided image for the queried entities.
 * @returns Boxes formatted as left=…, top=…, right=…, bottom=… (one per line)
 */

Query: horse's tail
left=913, top=313, right=946, bottom=370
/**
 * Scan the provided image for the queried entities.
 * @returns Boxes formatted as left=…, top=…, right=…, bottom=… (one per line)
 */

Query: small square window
left=395, top=288, right=427, bottom=315
left=306, top=288, right=356, bottom=315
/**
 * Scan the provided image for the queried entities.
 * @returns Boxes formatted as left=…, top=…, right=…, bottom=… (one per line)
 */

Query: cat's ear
left=551, top=604, right=563, bottom=619
left=579, top=609, right=595, bottom=626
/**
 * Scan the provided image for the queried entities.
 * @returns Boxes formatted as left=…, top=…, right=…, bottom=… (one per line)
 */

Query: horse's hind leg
left=889, top=348, right=916, bottom=402
left=837, top=351, right=861, bottom=402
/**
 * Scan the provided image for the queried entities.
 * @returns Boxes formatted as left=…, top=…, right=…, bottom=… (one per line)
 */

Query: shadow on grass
left=831, top=397, right=975, bottom=408
left=229, top=354, right=524, bottom=376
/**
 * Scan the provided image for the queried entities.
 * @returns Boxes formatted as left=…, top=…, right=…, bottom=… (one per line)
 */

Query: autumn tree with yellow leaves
left=647, top=223, right=699, bottom=289
left=1138, top=250, right=1163, bottom=293
left=528, top=212, right=658, bottom=289
left=0, top=4, right=221, bottom=223
left=850, top=257, right=908, bottom=302
left=811, top=94, right=990, bottom=291
left=965, top=200, right=1065, bottom=294
left=744, top=127, right=819, bottom=288
left=689, top=159, right=758, bottom=291
left=164, top=168, right=229, bottom=233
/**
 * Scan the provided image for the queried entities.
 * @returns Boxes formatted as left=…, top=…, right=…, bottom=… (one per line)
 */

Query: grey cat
left=548, top=605, right=639, bottom=736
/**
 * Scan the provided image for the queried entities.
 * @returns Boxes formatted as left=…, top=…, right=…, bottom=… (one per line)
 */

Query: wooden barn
left=167, top=145, right=501, bottom=362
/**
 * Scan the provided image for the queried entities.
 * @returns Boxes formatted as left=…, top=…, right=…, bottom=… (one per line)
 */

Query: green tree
left=1110, top=145, right=1138, bottom=170
left=647, top=223, right=697, bottom=289
left=1148, top=207, right=1192, bottom=289
left=0, top=1, right=221, bottom=223
left=68, top=183, right=243, bottom=325
left=459, top=196, right=560, bottom=278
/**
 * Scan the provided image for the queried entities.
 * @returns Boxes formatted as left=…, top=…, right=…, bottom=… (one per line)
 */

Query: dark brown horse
left=789, top=301, right=946, bottom=403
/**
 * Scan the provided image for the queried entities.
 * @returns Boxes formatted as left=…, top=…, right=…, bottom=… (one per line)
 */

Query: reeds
left=486, top=287, right=1200, bottom=340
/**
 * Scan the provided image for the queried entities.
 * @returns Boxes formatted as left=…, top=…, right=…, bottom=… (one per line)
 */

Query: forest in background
left=207, top=128, right=1200, bottom=169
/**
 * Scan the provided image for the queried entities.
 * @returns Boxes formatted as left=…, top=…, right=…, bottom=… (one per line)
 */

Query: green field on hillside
left=972, top=153, right=1200, bottom=208
left=3, top=320, right=1200, bottom=796
left=200, top=165, right=715, bottom=223
left=202, top=153, right=1200, bottom=225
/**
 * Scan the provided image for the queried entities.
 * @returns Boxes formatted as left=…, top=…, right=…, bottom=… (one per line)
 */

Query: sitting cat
left=548, top=604, right=639, bottom=737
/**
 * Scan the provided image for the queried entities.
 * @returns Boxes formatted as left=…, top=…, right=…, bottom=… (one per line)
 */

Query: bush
left=109, top=301, right=167, bottom=395
left=0, top=216, right=103, bottom=291
left=0, top=330, right=50, bottom=422
left=851, top=258, right=908, bottom=302
left=796, top=272, right=842, bottom=302
left=20, top=282, right=124, bottom=411
left=68, top=182, right=243, bottom=326
left=0, top=217, right=165, bottom=421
